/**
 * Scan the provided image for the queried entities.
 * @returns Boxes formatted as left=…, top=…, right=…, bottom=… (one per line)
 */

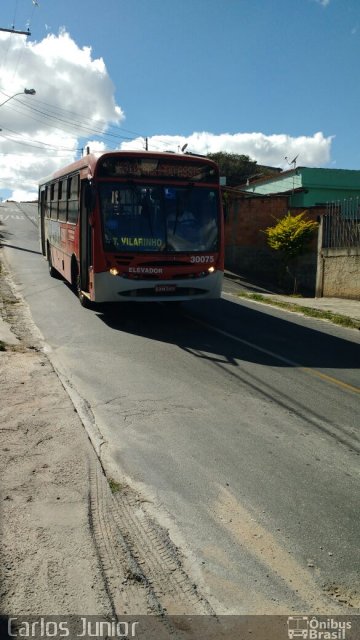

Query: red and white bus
left=38, top=151, right=224, bottom=306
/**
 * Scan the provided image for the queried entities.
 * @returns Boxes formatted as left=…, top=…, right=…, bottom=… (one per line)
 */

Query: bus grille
left=125, top=272, right=207, bottom=281
left=119, top=287, right=207, bottom=298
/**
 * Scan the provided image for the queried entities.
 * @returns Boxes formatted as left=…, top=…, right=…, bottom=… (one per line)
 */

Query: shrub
left=264, top=212, right=318, bottom=292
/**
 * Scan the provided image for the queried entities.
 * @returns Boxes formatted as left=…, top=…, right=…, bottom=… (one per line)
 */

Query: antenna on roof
left=285, top=154, right=299, bottom=169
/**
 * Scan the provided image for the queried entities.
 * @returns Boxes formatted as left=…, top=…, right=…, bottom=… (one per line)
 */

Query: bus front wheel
left=72, top=260, right=92, bottom=308
left=77, top=276, right=92, bottom=308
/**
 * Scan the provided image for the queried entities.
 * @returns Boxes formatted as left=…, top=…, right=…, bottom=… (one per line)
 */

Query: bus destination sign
left=97, top=157, right=218, bottom=183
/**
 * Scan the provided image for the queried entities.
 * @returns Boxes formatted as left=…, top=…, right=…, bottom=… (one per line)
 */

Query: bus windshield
left=99, top=183, right=219, bottom=253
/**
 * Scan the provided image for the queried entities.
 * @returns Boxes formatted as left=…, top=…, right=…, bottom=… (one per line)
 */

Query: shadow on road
left=93, top=297, right=360, bottom=373
left=2, top=242, right=42, bottom=255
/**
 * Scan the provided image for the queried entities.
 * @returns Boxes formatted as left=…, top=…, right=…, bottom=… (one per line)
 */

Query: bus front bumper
left=92, top=270, right=223, bottom=303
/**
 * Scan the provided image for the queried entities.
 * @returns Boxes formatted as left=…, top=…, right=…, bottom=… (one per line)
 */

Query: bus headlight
left=109, top=267, right=119, bottom=276
left=208, top=266, right=215, bottom=273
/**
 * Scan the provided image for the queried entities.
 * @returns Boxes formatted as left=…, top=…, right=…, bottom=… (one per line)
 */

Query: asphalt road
left=1, top=201, right=359, bottom=614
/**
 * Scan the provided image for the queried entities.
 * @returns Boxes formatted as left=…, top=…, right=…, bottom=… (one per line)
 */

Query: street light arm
left=0, top=93, right=24, bottom=107
left=0, top=89, right=36, bottom=108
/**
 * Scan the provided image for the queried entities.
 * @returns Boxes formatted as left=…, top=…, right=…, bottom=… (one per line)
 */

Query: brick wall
left=224, top=193, right=325, bottom=294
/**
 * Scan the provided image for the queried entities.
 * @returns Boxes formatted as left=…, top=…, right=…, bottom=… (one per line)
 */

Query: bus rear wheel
left=47, top=244, right=59, bottom=278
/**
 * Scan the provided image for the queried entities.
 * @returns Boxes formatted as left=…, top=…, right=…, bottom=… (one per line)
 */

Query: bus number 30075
left=190, top=256, right=215, bottom=264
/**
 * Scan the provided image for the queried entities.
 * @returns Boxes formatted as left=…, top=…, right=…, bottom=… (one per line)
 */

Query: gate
left=316, top=199, right=360, bottom=298
left=323, top=199, right=360, bottom=249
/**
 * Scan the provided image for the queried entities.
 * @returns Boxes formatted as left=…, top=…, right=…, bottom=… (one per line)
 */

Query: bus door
left=79, top=180, right=93, bottom=291
left=39, top=187, right=46, bottom=256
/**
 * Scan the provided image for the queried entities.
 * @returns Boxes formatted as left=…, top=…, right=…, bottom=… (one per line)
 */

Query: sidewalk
left=259, top=294, right=360, bottom=322
left=224, top=270, right=360, bottom=324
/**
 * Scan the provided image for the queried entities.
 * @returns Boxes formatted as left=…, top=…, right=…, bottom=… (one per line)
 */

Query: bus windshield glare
left=99, top=183, right=219, bottom=253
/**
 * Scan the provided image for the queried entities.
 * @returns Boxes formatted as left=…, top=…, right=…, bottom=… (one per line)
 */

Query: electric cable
left=0, top=127, right=82, bottom=152
left=0, top=89, right=175, bottom=152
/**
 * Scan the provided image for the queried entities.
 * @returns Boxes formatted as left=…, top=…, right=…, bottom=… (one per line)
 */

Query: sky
left=1, top=0, right=360, bottom=200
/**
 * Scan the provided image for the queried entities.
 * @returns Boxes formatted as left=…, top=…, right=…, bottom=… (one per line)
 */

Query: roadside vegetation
left=108, top=478, right=123, bottom=494
left=238, top=292, right=360, bottom=330
left=207, top=151, right=279, bottom=187
left=263, top=211, right=318, bottom=294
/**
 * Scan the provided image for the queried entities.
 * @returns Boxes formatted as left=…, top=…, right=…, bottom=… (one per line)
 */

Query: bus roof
left=38, top=150, right=219, bottom=186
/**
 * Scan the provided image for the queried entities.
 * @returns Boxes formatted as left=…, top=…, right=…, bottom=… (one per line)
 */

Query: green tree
left=264, top=212, right=318, bottom=293
left=207, top=152, right=258, bottom=187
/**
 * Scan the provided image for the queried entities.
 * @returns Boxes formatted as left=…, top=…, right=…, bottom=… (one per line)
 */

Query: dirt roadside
left=0, top=253, right=214, bottom=622
left=0, top=264, right=114, bottom=615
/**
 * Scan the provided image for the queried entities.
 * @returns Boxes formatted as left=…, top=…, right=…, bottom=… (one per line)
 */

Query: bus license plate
left=155, top=285, right=176, bottom=294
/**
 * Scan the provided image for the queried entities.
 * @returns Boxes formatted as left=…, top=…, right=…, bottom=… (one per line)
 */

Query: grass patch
left=238, top=292, right=360, bottom=330
left=108, top=478, right=123, bottom=494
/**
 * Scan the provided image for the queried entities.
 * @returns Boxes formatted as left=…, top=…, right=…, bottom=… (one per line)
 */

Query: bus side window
left=68, top=175, right=80, bottom=223
left=50, top=183, right=58, bottom=219
left=58, top=179, right=67, bottom=221
left=45, top=186, right=50, bottom=218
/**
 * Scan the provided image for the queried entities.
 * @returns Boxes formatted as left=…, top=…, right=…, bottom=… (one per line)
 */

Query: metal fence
left=323, top=199, right=360, bottom=249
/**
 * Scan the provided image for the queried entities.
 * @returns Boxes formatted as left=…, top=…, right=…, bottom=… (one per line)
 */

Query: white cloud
left=0, top=30, right=123, bottom=199
left=0, top=30, right=334, bottom=201
left=9, top=188, right=38, bottom=202
left=315, top=0, right=330, bottom=7
left=120, top=131, right=334, bottom=169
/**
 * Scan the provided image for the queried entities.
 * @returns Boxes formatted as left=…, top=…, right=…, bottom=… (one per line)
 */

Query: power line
left=0, top=127, right=82, bottom=152
left=12, top=0, right=19, bottom=30
left=32, top=97, right=146, bottom=139
left=0, top=87, right=146, bottom=142
left=0, top=95, right=137, bottom=144
left=0, top=20, right=173, bottom=155
left=0, top=94, right=175, bottom=155
left=0, top=88, right=174, bottom=152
